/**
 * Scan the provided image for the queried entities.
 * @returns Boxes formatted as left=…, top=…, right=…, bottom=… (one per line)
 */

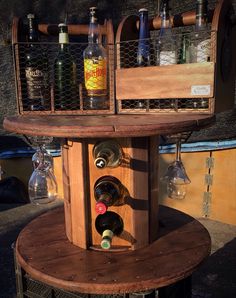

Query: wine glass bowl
left=161, top=133, right=191, bottom=200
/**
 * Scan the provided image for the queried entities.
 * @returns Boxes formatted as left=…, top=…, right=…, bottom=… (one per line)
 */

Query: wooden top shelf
left=16, top=206, right=211, bottom=294
left=3, top=114, right=215, bottom=138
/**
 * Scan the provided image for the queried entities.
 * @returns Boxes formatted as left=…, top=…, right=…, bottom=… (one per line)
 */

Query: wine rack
left=12, top=18, right=115, bottom=115
left=115, top=0, right=236, bottom=114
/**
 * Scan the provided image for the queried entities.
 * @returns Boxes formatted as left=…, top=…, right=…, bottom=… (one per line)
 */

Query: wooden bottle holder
left=12, top=17, right=115, bottom=115
left=115, top=0, right=236, bottom=114
left=62, top=136, right=159, bottom=251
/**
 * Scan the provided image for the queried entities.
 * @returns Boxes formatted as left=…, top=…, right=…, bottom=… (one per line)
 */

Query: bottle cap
left=101, top=229, right=114, bottom=249
left=139, top=8, right=148, bottom=12
left=58, top=23, right=67, bottom=27
left=101, top=238, right=111, bottom=249
left=94, top=157, right=107, bottom=169
left=27, top=14, right=35, bottom=19
left=95, top=202, right=108, bottom=214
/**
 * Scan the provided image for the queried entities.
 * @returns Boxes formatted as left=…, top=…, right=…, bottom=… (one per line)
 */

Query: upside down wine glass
left=26, top=136, right=58, bottom=205
left=162, top=139, right=191, bottom=200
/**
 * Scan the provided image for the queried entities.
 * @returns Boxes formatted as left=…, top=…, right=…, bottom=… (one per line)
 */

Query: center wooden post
left=62, top=136, right=159, bottom=251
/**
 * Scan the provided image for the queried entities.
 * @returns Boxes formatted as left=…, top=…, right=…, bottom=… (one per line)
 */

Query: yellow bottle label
left=84, top=58, right=107, bottom=92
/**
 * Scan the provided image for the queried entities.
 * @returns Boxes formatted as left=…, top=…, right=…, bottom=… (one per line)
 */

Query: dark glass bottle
left=93, top=140, right=122, bottom=169
left=54, top=23, right=79, bottom=110
left=157, top=0, right=176, bottom=66
left=25, top=14, right=50, bottom=111
left=137, top=8, right=150, bottom=67
left=95, top=211, right=124, bottom=250
left=94, top=176, right=124, bottom=215
left=83, top=7, right=108, bottom=110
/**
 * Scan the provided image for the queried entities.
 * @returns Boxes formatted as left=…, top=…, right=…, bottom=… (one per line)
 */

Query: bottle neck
left=28, top=19, right=39, bottom=43
left=160, top=1, right=171, bottom=29
left=88, top=16, right=99, bottom=44
left=195, top=0, right=208, bottom=30
left=139, top=11, right=149, bottom=39
left=59, top=32, right=69, bottom=51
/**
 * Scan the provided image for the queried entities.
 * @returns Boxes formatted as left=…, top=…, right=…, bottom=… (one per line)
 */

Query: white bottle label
left=160, top=50, right=176, bottom=65
left=59, top=33, right=69, bottom=44
left=197, top=39, right=210, bottom=62
left=191, top=85, right=211, bottom=96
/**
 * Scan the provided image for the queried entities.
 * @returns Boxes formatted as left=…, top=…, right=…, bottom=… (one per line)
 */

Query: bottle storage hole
left=15, top=42, right=114, bottom=113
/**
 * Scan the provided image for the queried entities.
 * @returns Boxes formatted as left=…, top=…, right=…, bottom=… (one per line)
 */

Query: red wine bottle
left=95, top=211, right=124, bottom=249
left=94, top=176, right=124, bottom=215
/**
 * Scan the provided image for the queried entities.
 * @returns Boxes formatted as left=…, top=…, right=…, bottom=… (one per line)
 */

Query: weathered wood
left=3, top=114, right=215, bottom=138
left=116, top=63, right=215, bottom=100
left=16, top=206, right=211, bottom=294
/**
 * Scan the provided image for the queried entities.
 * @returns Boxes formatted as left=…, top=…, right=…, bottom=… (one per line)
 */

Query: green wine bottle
left=95, top=211, right=123, bottom=249
left=54, top=23, right=79, bottom=110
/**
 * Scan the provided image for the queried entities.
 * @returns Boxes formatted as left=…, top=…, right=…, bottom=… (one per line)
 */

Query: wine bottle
left=157, top=0, right=176, bottom=66
left=93, top=140, right=122, bottom=169
left=54, top=23, right=79, bottom=110
left=178, top=33, right=190, bottom=64
left=94, top=176, right=125, bottom=215
left=189, top=0, right=210, bottom=63
left=83, top=7, right=108, bottom=110
left=25, top=14, right=50, bottom=111
left=137, top=8, right=150, bottom=67
left=95, top=211, right=124, bottom=249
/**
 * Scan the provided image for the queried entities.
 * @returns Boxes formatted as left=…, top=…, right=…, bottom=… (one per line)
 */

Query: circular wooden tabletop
left=16, top=206, right=211, bottom=294
left=4, top=114, right=215, bottom=138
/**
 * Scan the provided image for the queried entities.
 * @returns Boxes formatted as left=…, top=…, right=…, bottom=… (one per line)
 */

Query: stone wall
left=0, top=0, right=235, bottom=135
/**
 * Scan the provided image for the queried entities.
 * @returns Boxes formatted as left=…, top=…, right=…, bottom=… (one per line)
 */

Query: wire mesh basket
left=13, top=42, right=115, bottom=114
left=116, top=28, right=216, bottom=114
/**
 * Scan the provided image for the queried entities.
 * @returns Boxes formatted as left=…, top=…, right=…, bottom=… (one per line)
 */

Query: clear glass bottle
left=95, top=211, right=124, bottom=249
left=94, top=176, right=125, bottom=214
left=157, top=0, right=176, bottom=66
left=54, top=23, right=79, bottom=110
left=189, top=0, right=211, bottom=63
left=93, top=140, right=122, bottom=169
left=25, top=14, right=50, bottom=111
left=83, top=7, right=108, bottom=110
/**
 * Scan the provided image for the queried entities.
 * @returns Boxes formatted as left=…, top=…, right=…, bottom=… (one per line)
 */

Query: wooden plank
left=66, top=140, right=89, bottom=248
left=62, top=142, right=72, bottom=242
left=129, top=137, right=149, bottom=249
left=16, top=206, right=210, bottom=294
left=148, top=136, right=159, bottom=243
left=116, top=63, right=215, bottom=100
left=89, top=138, right=133, bottom=249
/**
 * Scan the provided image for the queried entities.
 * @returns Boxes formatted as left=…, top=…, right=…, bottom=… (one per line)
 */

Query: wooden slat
left=116, top=63, right=215, bottom=100
left=66, top=140, right=89, bottom=248
left=16, top=206, right=210, bottom=294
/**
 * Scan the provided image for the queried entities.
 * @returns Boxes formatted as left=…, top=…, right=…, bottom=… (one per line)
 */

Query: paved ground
left=0, top=201, right=236, bottom=298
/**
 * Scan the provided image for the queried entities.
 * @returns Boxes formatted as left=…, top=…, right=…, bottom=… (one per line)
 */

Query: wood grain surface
left=3, top=114, right=215, bottom=138
left=16, top=206, right=211, bottom=294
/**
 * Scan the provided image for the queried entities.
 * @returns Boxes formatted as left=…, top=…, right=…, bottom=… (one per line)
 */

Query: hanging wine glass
left=24, top=135, right=57, bottom=204
left=161, top=137, right=191, bottom=200
left=28, top=157, right=58, bottom=205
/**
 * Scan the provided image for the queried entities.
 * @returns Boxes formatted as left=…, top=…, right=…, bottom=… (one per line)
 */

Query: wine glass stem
left=176, top=139, right=181, bottom=162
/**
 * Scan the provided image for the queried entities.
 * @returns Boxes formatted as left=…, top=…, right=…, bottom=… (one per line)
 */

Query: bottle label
left=197, top=39, right=210, bottom=62
left=25, top=67, right=48, bottom=99
left=84, top=58, right=107, bottom=91
left=59, top=33, right=69, bottom=44
left=160, top=51, right=176, bottom=65
left=102, top=229, right=114, bottom=240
